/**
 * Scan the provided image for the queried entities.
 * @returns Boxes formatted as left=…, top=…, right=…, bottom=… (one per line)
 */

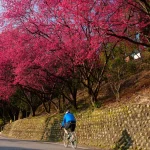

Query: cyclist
left=61, top=110, right=76, bottom=139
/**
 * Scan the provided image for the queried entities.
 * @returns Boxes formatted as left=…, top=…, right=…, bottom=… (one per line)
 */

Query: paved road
left=0, top=135, right=96, bottom=150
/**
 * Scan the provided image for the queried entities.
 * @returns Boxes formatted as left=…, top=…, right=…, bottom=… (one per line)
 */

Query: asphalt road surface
left=0, top=135, right=97, bottom=150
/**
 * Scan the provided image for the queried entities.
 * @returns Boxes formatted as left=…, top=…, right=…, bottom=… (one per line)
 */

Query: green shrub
left=142, top=51, right=150, bottom=64
left=0, top=119, right=3, bottom=125
left=126, top=61, right=137, bottom=74
left=93, top=101, right=102, bottom=108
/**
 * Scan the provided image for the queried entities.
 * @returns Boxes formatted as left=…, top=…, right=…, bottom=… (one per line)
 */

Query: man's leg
left=64, top=123, right=71, bottom=139
left=70, top=123, right=76, bottom=140
left=64, top=128, right=71, bottom=139
left=64, top=128, right=68, bottom=134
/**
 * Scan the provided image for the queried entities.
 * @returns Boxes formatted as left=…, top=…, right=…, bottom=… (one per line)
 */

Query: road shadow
left=0, top=146, right=38, bottom=150
left=0, top=136, right=39, bottom=143
left=114, top=129, right=133, bottom=150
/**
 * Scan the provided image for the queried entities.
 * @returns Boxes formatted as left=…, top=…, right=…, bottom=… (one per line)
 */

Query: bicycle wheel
left=63, top=133, right=69, bottom=147
left=70, top=132, right=77, bottom=149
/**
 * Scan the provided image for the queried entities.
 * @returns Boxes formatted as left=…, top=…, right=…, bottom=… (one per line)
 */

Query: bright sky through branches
left=0, top=0, right=5, bottom=32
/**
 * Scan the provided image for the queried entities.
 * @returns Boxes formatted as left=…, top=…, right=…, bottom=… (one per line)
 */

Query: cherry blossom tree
left=0, top=0, right=149, bottom=109
left=0, top=32, right=16, bottom=100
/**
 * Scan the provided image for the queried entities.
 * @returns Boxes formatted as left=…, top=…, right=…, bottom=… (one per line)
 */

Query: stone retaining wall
left=2, top=104, right=150, bottom=150
left=2, top=116, right=47, bottom=140
left=76, top=104, right=150, bottom=150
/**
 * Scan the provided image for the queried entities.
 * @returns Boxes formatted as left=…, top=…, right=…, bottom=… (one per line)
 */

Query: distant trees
left=106, top=46, right=127, bottom=101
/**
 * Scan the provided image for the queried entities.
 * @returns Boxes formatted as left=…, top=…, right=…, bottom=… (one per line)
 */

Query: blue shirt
left=61, top=113, right=76, bottom=127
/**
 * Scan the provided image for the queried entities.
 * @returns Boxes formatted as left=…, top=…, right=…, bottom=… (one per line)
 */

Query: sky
left=0, top=0, right=5, bottom=32
left=0, top=0, right=3, bottom=15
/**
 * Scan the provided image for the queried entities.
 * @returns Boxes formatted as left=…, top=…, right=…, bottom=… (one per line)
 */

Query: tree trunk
left=30, top=106, right=36, bottom=117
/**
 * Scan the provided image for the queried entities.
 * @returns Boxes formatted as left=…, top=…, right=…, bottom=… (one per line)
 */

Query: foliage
left=126, top=61, right=137, bottom=75
left=106, top=46, right=127, bottom=100
left=10, top=89, right=29, bottom=111
left=0, top=119, right=3, bottom=125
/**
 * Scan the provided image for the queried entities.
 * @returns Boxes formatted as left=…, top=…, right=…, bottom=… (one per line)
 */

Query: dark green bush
left=126, top=61, right=137, bottom=74
left=0, top=119, right=3, bottom=125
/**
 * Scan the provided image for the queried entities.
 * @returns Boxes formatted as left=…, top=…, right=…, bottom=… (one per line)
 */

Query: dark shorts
left=64, top=121, right=76, bottom=132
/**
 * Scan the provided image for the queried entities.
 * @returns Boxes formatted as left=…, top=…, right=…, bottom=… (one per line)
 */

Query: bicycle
left=63, top=129, right=77, bottom=149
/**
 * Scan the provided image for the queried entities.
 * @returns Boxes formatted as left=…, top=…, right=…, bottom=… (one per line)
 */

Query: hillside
left=102, top=70, right=150, bottom=108
left=35, top=68, right=150, bottom=116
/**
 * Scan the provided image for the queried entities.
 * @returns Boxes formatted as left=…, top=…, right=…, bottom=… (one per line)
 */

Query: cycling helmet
left=65, top=110, right=70, bottom=114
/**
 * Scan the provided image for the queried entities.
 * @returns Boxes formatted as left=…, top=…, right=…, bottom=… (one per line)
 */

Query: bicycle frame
left=63, top=130, right=77, bottom=149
